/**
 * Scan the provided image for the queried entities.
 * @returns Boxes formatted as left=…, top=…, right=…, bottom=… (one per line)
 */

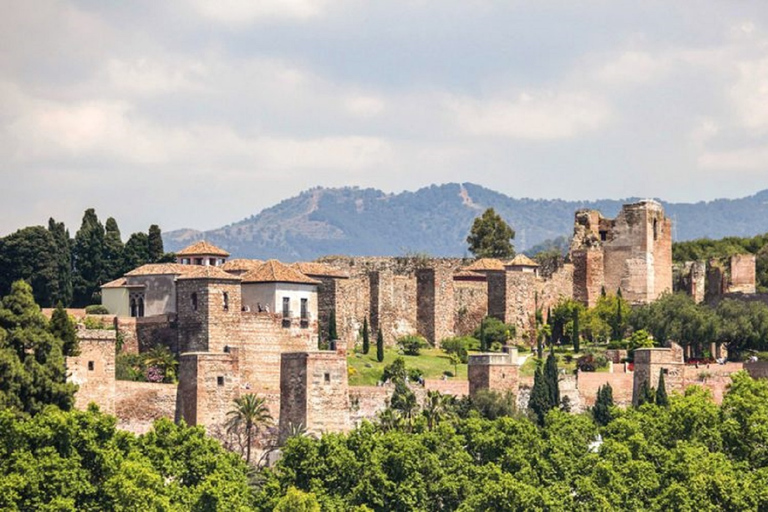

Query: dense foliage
left=253, top=374, right=768, bottom=511
left=0, top=209, right=172, bottom=308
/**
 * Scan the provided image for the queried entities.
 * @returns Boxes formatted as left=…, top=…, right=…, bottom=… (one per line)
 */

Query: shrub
left=440, top=336, right=474, bottom=363
left=85, top=304, right=110, bottom=315
left=407, top=368, right=423, bottom=382
left=473, top=317, right=516, bottom=346
left=397, top=335, right=429, bottom=356
left=382, top=357, right=407, bottom=382
left=83, top=316, right=113, bottom=330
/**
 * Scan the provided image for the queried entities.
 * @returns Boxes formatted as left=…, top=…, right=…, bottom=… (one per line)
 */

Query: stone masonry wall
left=730, top=254, right=756, bottom=294
left=115, top=381, right=178, bottom=434
left=572, top=249, right=604, bottom=307
left=68, top=329, right=116, bottom=415
left=453, top=279, right=487, bottom=337
left=468, top=353, right=519, bottom=397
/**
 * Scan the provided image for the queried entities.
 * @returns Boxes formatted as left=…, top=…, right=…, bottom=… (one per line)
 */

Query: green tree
left=225, top=394, right=273, bottom=464
left=72, top=209, right=105, bottom=307
left=544, top=350, right=560, bottom=408
left=147, top=224, right=164, bottom=263
left=593, top=383, right=614, bottom=426
left=529, top=364, right=550, bottom=426
left=656, top=369, right=669, bottom=407
left=422, top=390, right=451, bottom=430
left=376, top=328, right=384, bottom=363
left=397, top=334, right=428, bottom=355
left=122, top=232, right=150, bottom=273
left=274, top=487, right=321, bottom=512
left=466, top=208, right=516, bottom=259
left=390, top=380, right=418, bottom=431
left=473, top=316, right=516, bottom=350
left=362, top=317, right=370, bottom=354
left=47, top=218, right=73, bottom=307
left=327, top=310, right=338, bottom=341
left=0, top=226, right=59, bottom=307
left=442, top=336, right=472, bottom=363
left=382, top=357, right=407, bottom=383
left=102, top=217, right=124, bottom=283
left=0, top=281, right=77, bottom=414
left=49, top=302, right=78, bottom=356
left=637, top=379, right=655, bottom=407
left=573, top=309, right=581, bottom=353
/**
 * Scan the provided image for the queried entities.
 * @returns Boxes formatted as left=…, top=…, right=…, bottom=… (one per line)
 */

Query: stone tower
left=467, top=352, right=519, bottom=397
left=571, top=200, right=672, bottom=306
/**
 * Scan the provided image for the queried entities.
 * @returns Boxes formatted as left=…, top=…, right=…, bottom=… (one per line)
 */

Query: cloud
left=730, top=57, right=768, bottom=133
left=446, top=91, right=611, bottom=140
left=188, top=0, right=327, bottom=27
left=596, top=51, right=669, bottom=85
left=698, top=145, right=768, bottom=171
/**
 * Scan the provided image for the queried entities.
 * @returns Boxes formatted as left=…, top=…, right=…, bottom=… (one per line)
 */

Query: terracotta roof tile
left=125, top=263, right=191, bottom=276
left=242, top=260, right=320, bottom=285
left=176, top=266, right=241, bottom=280
left=463, top=258, right=505, bottom=272
left=176, top=240, right=230, bottom=257
left=101, top=277, right=128, bottom=288
left=221, top=259, right=263, bottom=272
left=291, top=262, right=349, bottom=279
left=507, top=254, right=539, bottom=267
left=453, top=270, right=487, bottom=280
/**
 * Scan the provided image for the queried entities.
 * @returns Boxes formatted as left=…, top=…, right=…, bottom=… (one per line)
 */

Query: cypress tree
left=529, top=365, right=549, bottom=426
left=48, top=218, right=73, bottom=307
left=593, top=383, right=614, bottom=426
left=656, top=369, right=669, bottom=407
left=376, top=328, right=384, bottom=363
left=328, top=310, right=338, bottom=341
left=479, top=317, right=487, bottom=352
left=637, top=379, right=655, bottom=406
left=49, top=302, right=79, bottom=356
left=102, top=217, right=124, bottom=284
left=544, top=351, right=560, bottom=408
left=572, top=309, right=580, bottom=354
left=147, top=224, right=164, bottom=263
left=122, top=232, right=150, bottom=273
left=72, top=209, right=105, bottom=307
left=613, top=288, right=624, bottom=341
left=362, top=317, right=370, bottom=354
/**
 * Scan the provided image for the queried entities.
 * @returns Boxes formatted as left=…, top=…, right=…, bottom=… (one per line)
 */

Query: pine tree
left=656, top=369, right=669, bottom=407
left=466, top=208, right=515, bottom=259
left=544, top=351, right=560, bottom=408
left=572, top=309, right=581, bottom=354
left=362, top=317, right=370, bottom=354
left=47, top=218, right=73, bottom=307
left=49, top=302, right=79, bottom=356
left=147, top=224, right=164, bottom=263
left=376, top=328, right=384, bottom=363
left=593, top=383, right=614, bottom=426
left=328, top=310, right=338, bottom=341
left=102, top=217, right=124, bottom=284
left=72, top=209, right=105, bottom=307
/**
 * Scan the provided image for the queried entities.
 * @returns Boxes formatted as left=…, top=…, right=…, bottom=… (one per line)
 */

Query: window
left=217, top=376, right=224, bottom=386
left=191, top=292, right=198, bottom=311
left=182, top=258, right=190, bottom=265
left=653, top=219, right=658, bottom=241
left=88, top=361, right=94, bottom=371
left=130, top=292, right=145, bottom=317
left=209, top=258, right=216, bottom=266
left=300, top=298, right=309, bottom=328
left=324, top=372, right=331, bottom=383
left=194, top=258, right=203, bottom=265
left=223, top=292, right=229, bottom=311
left=599, top=230, right=607, bottom=242
left=130, top=298, right=137, bottom=317
left=282, top=297, right=290, bottom=318
left=138, top=297, right=144, bottom=317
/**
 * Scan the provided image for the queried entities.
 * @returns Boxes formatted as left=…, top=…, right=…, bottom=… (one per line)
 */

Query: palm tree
left=423, top=390, right=450, bottom=430
left=226, top=394, right=273, bottom=464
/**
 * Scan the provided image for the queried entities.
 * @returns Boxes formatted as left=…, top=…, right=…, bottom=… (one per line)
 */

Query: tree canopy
left=466, top=208, right=516, bottom=259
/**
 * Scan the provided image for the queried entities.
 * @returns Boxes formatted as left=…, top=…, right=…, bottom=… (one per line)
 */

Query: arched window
left=191, top=292, right=198, bottom=311
left=130, top=298, right=137, bottom=317
left=138, top=297, right=145, bottom=317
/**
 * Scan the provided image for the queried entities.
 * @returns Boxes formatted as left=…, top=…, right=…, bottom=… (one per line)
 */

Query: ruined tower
left=571, top=200, right=672, bottom=306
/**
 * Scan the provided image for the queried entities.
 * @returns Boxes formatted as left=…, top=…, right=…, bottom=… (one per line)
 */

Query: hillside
left=162, top=183, right=768, bottom=261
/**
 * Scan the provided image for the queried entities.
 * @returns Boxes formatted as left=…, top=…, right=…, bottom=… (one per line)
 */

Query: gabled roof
left=463, top=258, right=505, bottom=272
left=125, top=263, right=191, bottom=276
left=176, top=241, right=230, bottom=257
left=176, top=265, right=241, bottom=281
left=506, top=254, right=539, bottom=267
left=242, top=260, right=320, bottom=285
left=291, top=262, right=349, bottom=279
left=221, top=259, right=263, bottom=272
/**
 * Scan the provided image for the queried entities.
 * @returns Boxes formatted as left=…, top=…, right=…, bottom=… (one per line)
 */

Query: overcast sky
left=3, top=1, right=768, bottom=237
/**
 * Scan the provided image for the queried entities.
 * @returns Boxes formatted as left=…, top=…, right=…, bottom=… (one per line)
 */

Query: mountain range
left=162, top=183, right=768, bottom=261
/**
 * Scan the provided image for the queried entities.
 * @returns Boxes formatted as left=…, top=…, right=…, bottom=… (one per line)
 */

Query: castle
left=64, top=200, right=763, bottom=443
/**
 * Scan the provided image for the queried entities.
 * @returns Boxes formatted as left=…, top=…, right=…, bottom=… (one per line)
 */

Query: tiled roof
left=453, top=270, right=487, bottom=280
left=101, top=277, right=127, bottom=288
left=176, top=266, right=241, bottom=280
left=125, top=263, right=191, bottom=276
left=176, top=240, right=230, bottom=257
left=221, top=259, right=263, bottom=272
left=507, top=254, right=539, bottom=267
left=291, top=262, right=349, bottom=279
left=242, top=260, right=320, bottom=285
left=463, top=258, right=505, bottom=272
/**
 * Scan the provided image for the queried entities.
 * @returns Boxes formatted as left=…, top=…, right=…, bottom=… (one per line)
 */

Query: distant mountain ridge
left=162, top=183, right=768, bottom=261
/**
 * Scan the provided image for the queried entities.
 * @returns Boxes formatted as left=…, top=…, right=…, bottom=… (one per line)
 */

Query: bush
left=408, top=368, right=423, bottom=382
left=473, top=317, right=516, bottom=346
left=83, top=316, right=114, bottom=330
left=85, top=304, right=110, bottom=315
left=382, top=357, right=407, bottom=383
left=441, top=336, right=474, bottom=363
left=397, top=335, right=429, bottom=356
left=576, top=352, right=609, bottom=372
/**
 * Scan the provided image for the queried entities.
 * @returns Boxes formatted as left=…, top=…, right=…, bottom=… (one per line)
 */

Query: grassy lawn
left=347, top=347, right=467, bottom=386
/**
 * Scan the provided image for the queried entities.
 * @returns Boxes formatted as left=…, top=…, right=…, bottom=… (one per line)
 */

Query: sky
left=3, top=1, right=768, bottom=237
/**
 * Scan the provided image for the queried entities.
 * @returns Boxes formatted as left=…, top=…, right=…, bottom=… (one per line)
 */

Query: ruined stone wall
left=503, top=271, right=537, bottom=338
left=116, top=317, right=139, bottom=354
left=535, top=263, right=575, bottom=314
left=572, top=249, right=604, bottom=307
left=653, top=216, right=673, bottom=300
left=453, top=279, right=487, bottom=337
left=486, top=270, right=507, bottom=321
left=729, top=254, right=756, bottom=294
left=335, top=277, right=368, bottom=348
left=348, top=386, right=392, bottom=427
left=416, top=265, right=455, bottom=345
left=632, top=345, right=685, bottom=404
left=115, top=381, right=178, bottom=434
left=675, top=261, right=707, bottom=303
left=68, top=329, right=116, bottom=415
left=578, top=372, right=634, bottom=408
